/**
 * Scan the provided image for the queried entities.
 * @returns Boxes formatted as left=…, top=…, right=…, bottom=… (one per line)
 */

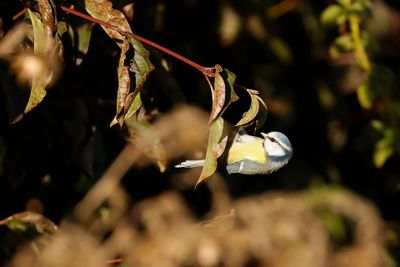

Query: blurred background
left=0, top=0, right=400, bottom=266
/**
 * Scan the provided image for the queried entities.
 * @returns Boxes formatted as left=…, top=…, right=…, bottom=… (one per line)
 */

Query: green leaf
left=197, top=117, right=225, bottom=187
left=124, top=92, right=142, bottom=122
left=333, top=35, right=354, bottom=52
left=235, top=89, right=260, bottom=127
left=371, top=121, right=395, bottom=168
left=75, top=22, right=93, bottom=66
left=321, top=5, right=344, bottom=26
left=373, top=131, right=394, bottom=168
left=357, top=83, right=373, bottom=109
left=127, top=35, right=154, bottom=90
left=25, top=9, right=48, bottom=113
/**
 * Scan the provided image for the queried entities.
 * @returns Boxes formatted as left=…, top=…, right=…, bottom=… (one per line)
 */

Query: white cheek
left=265, top=140, right=285, bottom=156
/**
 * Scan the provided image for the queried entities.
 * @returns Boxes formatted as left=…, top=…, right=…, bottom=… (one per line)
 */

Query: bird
left=175, top=130, right=293, bottom=175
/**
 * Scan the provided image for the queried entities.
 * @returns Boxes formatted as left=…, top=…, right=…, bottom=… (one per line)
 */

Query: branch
left=59, top=5, right=216, bottom=77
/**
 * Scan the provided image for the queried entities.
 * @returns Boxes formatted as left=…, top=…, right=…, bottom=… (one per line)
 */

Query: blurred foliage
left=0, top=0, right=400, bottom=265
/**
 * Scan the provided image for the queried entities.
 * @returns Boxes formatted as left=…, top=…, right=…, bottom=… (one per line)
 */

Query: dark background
left=0, top=0, right=399, bottom=260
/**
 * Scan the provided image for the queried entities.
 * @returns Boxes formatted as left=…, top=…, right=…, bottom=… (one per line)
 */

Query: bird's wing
left=226, top=160, right=271, bottom=175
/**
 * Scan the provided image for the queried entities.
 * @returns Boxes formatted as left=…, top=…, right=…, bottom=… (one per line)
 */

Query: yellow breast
left=227, top=137, right=267, bottom=164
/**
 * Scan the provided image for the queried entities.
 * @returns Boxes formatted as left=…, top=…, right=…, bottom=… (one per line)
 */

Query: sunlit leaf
left=127, top=35, right=154, bottom=90
left=357, top=83, right=373, bottom=109
left=124, top=92, right=142, bottom=121
left=38, top=0, right=56, bottom=35
left=0, top=211, right=58, bottom=235
left=321, top=5, right=344, bottom=26
left=209, top=65, right=226, bottom=123
left=334, top=35, right=354, bottom=52
left=371, top=120, right=395, bottom=168
left=84, top=0, right=131, bottom=43
left=75, top=22, right=93, bottom=66
left=235, top=89, right=260, bottom=127
left=25, top=9, right=49, bottom=113
left=84, top=0, right=154, bottom=127
left=197, top=117, right=225, bottom=187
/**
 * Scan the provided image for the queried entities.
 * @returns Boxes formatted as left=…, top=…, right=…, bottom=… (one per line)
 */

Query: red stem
left=59, top=5, right=215, bottom=76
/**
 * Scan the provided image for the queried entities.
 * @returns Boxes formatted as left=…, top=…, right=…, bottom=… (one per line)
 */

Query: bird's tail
left=175, top=160, right=205, bottom=168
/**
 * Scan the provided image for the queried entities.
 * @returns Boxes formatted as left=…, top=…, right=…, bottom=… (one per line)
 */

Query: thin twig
left=60, top=5, right=215, bottom=76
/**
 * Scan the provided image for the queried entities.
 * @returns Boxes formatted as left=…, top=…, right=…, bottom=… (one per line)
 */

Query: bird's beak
left=261, top=132, right=268, bottom=138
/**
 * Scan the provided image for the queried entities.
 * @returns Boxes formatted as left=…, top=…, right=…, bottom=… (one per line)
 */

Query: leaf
left=124, top=92, right=142, bottom=121
left=235, top=89, right=268, bottom=132
left=84, top=0, right=154, bottom=126
left=371, top=121, right=395, bottom=168
left=221, top=67, right=239, bottom=112
left=38, top=0, right=56, bottom=35
left=84, top=0, right=131, bottom=44
left=333, top=35, right=354, bottom=52
left=127, top=35, right=154, bottom=90
left=75, top=22, right=94, bottom=66
left=209, top=65, right=226, bottom=123
left=0, top=211, right=58, bottom=235
left=196, top=117, right=225, bottom=187
left=254, top=95, right=268, bottom=132
left=357, top=83, right=373, bottom=109
left=24, top=9, right=50, bottom=113
left=208, top=65, right=239, bottom=123
left=235, top=89, right=260, bottom=127
left=110, top=39, right=131, bottom=127
left=321, top=5, right=344, bottom=26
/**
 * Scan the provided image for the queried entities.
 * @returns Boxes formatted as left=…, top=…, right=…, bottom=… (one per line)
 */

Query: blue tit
left=175, top=131, right=293, bottom=175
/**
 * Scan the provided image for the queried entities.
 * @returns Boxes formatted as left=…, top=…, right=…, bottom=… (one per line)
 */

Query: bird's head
left=261, top=131, right=293, bottom=159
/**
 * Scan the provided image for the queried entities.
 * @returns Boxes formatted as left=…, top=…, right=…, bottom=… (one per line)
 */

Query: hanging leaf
left=84, top=0, right=131, bottom=44
left=235, top=89, right=260, bottom=127
left=24, top=9, right=51, bottom=113
left=127, top=35, right=154, bottom=91
left=124, top=92, right=142, bottom=121
left=38, top=0, right=56, bottom=35
left=357, top=83, right=373, bottom=109
left=196, top=117, right=226, bottom=187
left=221, top=67, right=239, bottom=113
left=84, top=0, right=154, bottom=127
left=209, top=65, right=226, bottom=123
left=254, top=95, right=268, bottom=132
left=371, top=120, right=395, bottom=168
left=208, top=65, right=239, bottom=123
left=111, top=39, right=131, bottom=127
left=234, top=89, right=268, bottom=132
left=75, top=22, right=94, bottom=66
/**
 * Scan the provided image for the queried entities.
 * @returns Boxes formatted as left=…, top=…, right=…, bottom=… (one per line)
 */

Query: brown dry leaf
left=84, top=0, right=153, bottom=127
left=0, top=211, right=58, bottom=235
left=209, top=65, right=226, bottom=123
left=111, top=39, right=131, bottom=126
